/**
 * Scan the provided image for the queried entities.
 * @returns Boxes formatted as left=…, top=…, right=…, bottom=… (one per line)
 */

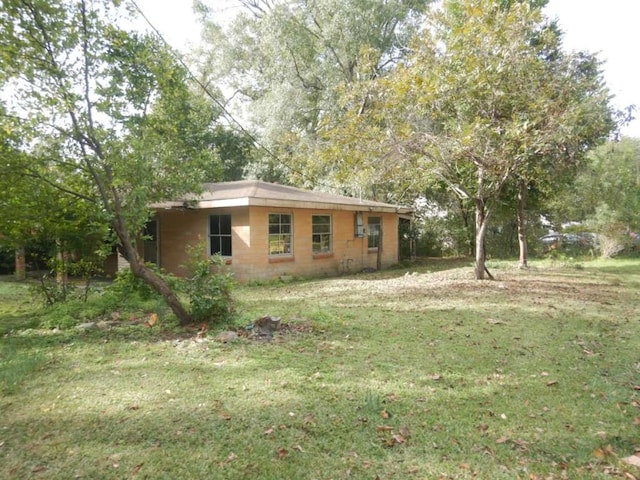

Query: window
left=143, top=219, right=158, bottom=264
left=209, top=214, right=232, bottom=256
left=312, top=215, right=332, bottom=254
left=269, top=213, right=292, bottom=256
left=368, top=217, right=381, bottom=249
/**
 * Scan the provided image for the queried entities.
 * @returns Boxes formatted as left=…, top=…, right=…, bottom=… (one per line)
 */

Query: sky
left=134, top=0, right=640, bottom=138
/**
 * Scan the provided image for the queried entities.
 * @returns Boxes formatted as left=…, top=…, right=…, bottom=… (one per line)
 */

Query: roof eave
left=153, top=197, right=412, bottom=214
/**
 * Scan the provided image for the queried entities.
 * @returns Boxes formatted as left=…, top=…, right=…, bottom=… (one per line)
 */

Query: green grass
left=0, top=259, right=639, bottom=479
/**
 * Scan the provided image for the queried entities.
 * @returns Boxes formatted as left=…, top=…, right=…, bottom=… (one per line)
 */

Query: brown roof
left=153, top=180, right=411, bottom=214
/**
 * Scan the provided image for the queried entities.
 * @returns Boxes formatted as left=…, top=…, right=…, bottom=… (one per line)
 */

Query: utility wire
left=130, top=0, right=338, bottom=192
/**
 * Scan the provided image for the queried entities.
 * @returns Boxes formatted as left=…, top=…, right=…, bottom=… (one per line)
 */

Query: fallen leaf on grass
left=132, top=463, right=144, bottom=475
left=430, top=374, right=442, bottom=381
left=379, top=427, right=410, bottom=447
left=263, top=426, right=275, bottom=436
left=392, top=433, right=406, bottom=444
left=293, top=444, right=305, bottom=452
left=487, top=319, right=506, bottom=325
left=622, top=454, right=640, bottom=467
left=546, top=380, right=558, bottom=386
left=277, top=447, right=289, bottom=459
left=380, top=409, right=390, bottom=419
left=495, top=436, right=528, bottom=450
left=593, top=445, right=615, bottom=459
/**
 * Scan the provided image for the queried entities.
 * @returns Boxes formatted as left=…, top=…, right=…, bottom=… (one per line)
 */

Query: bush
left=29, top=272, right=77, bottom=307
left=181, top=246, right=235, bottom=324
left=110, top=266, right=162, bottom=302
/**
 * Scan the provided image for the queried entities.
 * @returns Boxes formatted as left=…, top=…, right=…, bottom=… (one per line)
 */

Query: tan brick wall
left=154, top=206, right=400, bottom=281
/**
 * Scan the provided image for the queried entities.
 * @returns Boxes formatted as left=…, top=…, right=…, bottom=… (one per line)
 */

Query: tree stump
left=252, top=315, right=281, bottom=341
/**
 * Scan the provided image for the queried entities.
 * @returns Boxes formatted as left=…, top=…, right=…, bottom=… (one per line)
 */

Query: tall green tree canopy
left=0, top=0, right=225, bottom=323
left=315, top=0, right=614, bottom=277
left=194, top=0, right=431, bottom=182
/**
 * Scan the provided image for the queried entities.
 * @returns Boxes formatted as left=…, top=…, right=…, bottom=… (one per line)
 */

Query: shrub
left=181, top=246, right=235, bottom=324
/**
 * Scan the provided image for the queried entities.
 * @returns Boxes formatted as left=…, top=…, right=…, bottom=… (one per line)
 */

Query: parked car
left=539, top=232, right=597, bottom=252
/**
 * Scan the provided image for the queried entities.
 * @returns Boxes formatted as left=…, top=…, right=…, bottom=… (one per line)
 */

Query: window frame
left=312, top=214, right=332, bottom=254
left=209, top=214, right=232, bottom=257
left=367, top=216, right=381, bottom=249
left=268, top=213, right=293, bottom=257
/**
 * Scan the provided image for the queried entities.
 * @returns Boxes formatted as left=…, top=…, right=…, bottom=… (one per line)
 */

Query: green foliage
left=181, top=246, right=235, bottom=324
left=549, top=137, right=640, bottom=257
left=196, top=0, right=431, bottom=184
left=0, top=244, right=14, bottom=274
left=29, top=274, right=76, bottom=307
left=111, top=267, right=164, bottom=302
left=314, top=0, right=612, bottom=275
left=0, top=0, right=237, bottom=324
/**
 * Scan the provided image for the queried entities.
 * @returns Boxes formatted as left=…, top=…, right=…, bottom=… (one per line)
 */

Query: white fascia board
left=197, top=198, right=251, bottom=209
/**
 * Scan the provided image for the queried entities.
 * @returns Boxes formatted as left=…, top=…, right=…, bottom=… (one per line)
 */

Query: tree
left=194, top=0, right=431, bottom=185
left=550, top=137, right=640, bottom=256
left=316, top=0, right=613, bottom=277
left=1, top=109, right=110, bottom=282
left=0, top=0, right=223, bottom=324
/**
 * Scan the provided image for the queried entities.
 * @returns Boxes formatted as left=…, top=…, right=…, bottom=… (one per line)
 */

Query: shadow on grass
left=1, top=356, right=637, bottom=479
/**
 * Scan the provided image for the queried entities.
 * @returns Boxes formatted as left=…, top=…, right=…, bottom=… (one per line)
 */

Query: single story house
left=135, top=180, right=412, bottom=281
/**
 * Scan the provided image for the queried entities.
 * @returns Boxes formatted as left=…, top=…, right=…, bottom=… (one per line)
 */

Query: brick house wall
left=154, top=206, right=400, bottom=281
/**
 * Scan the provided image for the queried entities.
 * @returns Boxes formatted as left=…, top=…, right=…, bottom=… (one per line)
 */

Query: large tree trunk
left=474, top=168, right=490, bottom=280
left=15, top=245, right=26, bottom=281
left=517, top=179, right=528, bottom=269
left=114, top=221, right=193, bottom=326
left=474, top=197, right=490, bottom=280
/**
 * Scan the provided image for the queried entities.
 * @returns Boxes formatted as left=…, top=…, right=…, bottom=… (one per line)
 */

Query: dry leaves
left=495, top=436, right=528, bottom=451
left=377, top=425, right=410, bottom=447
left=623, top=454, right=640, bottom=468
left=276, top=447, right=289, bottom=459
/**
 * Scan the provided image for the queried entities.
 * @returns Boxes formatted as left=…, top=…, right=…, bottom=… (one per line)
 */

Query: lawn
left=1, top=258, right=639, bottom=479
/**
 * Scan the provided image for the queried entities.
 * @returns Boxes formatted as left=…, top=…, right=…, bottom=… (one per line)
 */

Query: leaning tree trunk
left=113, top=219, right=193, bottom=326
left=517, top=179, right=528, bottom=269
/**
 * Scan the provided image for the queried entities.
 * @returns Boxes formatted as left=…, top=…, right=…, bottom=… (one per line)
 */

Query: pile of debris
left=217, top=315, right=281, bottom=343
